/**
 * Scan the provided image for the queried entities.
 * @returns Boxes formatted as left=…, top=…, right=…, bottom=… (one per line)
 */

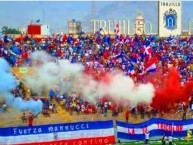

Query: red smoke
left=84, top=66, right=193, bottom=113
left=151, top=69, right=193, bottom=112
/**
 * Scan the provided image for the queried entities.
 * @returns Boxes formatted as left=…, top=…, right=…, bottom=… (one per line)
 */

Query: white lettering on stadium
left=91, top=19, right=154, bottom=35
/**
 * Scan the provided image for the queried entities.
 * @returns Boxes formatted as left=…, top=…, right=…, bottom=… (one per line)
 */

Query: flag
left=114, top=24, right=120, bottom=36
left=145, top=57, right=157, bottom=72
left=7, top=36, right=12, bottom=42
left=99, top=28, right=103, bottom=35
left=30, top=20, right=33, bottom=24
left=0, top=120, right=115, bottom=145
left=128, top=65, right=135, bottom=75
left=0, top=32, right=2, bottom=39
left=36, top=19, right=40, bottom=23
left=117, top=118, right=193, bottom=141
left=142, top=44, right=152, bottom=56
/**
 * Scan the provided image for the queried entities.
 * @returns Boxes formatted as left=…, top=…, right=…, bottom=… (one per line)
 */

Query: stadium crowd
left=0, top=32, right=193, bottom=121
left=1, top=33, right=193, bottom=82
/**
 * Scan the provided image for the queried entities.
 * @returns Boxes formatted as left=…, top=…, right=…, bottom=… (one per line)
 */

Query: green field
left=114, top=139, right=193, bottom=145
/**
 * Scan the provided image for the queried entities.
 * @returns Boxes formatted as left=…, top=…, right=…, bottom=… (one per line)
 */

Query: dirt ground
left=1, top=103, right=192, bottom=128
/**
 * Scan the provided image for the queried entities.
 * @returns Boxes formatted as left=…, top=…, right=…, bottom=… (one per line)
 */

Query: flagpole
left=42, top=3, right=45, bottom=24
left=30, top=20, right=33, bottom=25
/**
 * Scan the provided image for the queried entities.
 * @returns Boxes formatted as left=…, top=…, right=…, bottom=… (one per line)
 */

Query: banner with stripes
left=0, top=120, right=115, bottom=145
left=117, top=118, right=193, bottom=141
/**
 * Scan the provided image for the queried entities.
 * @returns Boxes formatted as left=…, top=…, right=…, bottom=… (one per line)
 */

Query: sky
left=0, top=1, right=193, bottom=33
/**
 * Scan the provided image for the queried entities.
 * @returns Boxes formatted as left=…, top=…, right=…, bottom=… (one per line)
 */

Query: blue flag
left=36, top=19, right=40, bottom=23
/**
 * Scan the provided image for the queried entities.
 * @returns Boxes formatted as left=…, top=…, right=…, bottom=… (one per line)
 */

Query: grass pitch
left=114, top=138, right=193, bottom=145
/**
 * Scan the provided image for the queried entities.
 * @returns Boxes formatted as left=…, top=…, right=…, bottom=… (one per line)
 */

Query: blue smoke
left=0, top=58, right=17, bottom=104
left=14, top=98, right=43, bottom=115
left=0, top=58, right=43, bottom=114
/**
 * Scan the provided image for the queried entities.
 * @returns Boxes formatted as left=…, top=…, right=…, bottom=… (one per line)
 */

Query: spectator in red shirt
left=125, top=110, right=130, bottom=123
left=28, top=113, right=34, bottom=126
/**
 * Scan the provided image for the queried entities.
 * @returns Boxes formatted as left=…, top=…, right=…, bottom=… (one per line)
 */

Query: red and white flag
left=145, top=57, right=157, bottom=72
left=114, top=24, right=120, bottom=36
left=142, top=45, right=152, bottom=56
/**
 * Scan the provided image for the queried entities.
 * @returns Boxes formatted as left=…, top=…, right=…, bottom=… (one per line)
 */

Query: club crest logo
left=163, top=8, right=177, bottom=30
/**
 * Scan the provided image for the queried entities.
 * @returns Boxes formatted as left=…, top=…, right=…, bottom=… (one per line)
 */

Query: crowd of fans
left=1, top=33, right=192, bottom=82
left=0, top=32, right=193, bottom=121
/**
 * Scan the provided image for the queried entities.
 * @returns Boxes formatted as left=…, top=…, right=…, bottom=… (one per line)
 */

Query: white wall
left=158, top=1, right=181, bottom=37
left=41, top=25, right=50, bottom=36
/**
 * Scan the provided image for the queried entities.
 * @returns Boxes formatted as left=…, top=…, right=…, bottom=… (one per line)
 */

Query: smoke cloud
left=24, top=51, right=84, bottom=94
left=78, top=73, right=155, bottom=106
left=25, top=51, right=155, bottom=106
left=0, top=58, right=42, bottom=114
left=151, top=69, right=193, bottom=112
left=2, top=50, right=192, bottom=115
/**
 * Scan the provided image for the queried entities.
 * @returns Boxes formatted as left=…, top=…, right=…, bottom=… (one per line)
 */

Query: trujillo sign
left=91, top=1, right=193, bottom=36
left=91, top=19, right=153, bottom=35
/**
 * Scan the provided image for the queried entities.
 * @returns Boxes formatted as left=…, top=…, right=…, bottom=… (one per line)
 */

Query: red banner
left=14, top=136, right=116, bottom=145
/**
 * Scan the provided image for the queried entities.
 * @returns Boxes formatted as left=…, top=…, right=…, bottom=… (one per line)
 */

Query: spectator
left=53, top=104, right=57, bottom=113
left=144, top=130, right=150, bottom=145
left=2, top=103, right=7, bottom=112
left=168, top=135, right=173, bottom=145
left=104, top=102, right=108, bottom=117
left=28, top=113, right=34, bottom=126
left=125, top=110, right=129, bottom=123
left=161, top=134, right=167, bottom=145
left=141, top=106, right=145, bottom=119
left=186, top=129, right=192, bottom=142
left=49, top=89, right=55, bottom=102
left=182, top=105, right=187, bottom=120
left=21, top=112, right=27, bottom=123
left=49, top=104, right=53, bottom=111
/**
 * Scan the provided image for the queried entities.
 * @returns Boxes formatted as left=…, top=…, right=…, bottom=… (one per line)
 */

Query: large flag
left=0, top=120, right=115, bottom=145
left=117, top=118, right=193, bottom=141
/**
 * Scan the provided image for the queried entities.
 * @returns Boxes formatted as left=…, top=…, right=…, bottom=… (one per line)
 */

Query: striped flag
left=145, top=57, right=157, bottom=73
left=0, top=121, right=115, bottom=145
left=128, top=66, right=135, bottom=75
left=117, top=118, right=193, bottom=141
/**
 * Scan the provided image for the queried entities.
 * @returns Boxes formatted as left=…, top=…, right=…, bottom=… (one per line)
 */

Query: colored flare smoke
left=24, top=51, right=84, bottom=94
left=79, top=73, right=155, bottom=106
left=151, top=69, right=193, bottom=112
left=0, top=58, right=43, bottom=114
left=25, top=51, right=155, bottom=106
